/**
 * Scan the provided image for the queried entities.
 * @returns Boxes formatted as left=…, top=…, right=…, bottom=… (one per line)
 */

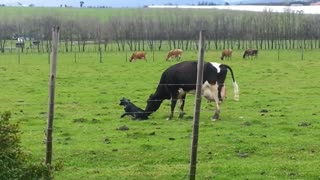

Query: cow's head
left=145, top=94, right=163, bottom=115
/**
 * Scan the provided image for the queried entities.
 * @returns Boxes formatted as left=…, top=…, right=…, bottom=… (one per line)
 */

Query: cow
left=166, top=49, right=183, bottom=61
left=220, top=49, right=233, bottom=60
left=129, top=51, right=147, bottom=62
left=243, top=49, right=258, bottom=59
left=144, top=61, right=239, bottom=121
left=119, top=97, right=148, bottom=120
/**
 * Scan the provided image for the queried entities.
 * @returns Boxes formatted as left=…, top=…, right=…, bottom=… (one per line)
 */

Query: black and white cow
left=144, top=61, right=239, bottom=121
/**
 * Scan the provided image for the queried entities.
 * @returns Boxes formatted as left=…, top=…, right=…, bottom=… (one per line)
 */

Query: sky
left=0, top=0, right=237, bottom=7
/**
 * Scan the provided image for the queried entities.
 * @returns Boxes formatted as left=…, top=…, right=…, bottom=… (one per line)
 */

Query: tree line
left=0, top=8, right=319, bottom=53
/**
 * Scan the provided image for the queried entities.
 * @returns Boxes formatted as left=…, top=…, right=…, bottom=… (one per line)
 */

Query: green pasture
left=0, top=6, right=138, bottom=20
left=0, top=6, right=232, bottom=19
left=0, top=49, right=320, bottom=179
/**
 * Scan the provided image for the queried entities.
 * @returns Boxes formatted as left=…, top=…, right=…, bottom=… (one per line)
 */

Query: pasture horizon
left=1, top=49, right=320, bottom=179
left=1, top=0, right=319, bottom=8
left=149, top=5, right=320, bottom=14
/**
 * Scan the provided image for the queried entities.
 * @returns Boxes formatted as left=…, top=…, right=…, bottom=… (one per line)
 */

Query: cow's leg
left=217, top=84, right=224, bottom=102
left=178, top=94, right=186, bottom=118
left=211, top=88, right=221, bottom=121
left=168, top=92, right=179, bottom=120
left=168, top=97, right=177, bottom=120
left=221, top=85, right=226, bottom=100
left=205, top=83, right=221, bottom=121
left=203, top=82, right=221, bottom=121
left=213, top=83, right=222, bottom=121
left=212, top=101, right=221, bottom=121
left=213, top=73, right=227, bottom=120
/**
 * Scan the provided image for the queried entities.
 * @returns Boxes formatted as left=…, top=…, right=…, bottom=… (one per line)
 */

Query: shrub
left=0, top=111, right=56, bottom=179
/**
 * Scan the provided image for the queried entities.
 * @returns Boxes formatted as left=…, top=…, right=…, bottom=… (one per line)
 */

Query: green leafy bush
left=0, top=111, right=56, bottom=179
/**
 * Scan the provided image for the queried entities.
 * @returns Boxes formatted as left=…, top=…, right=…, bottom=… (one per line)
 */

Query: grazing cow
left=144, top=61, right=239, bottom=121
left=119, top=97, right=148, bottom=120
left=220, top=49, right=233, bottom=60
left=243, top=49, right=258, bottom=59
left=129, top=51, right=147, bottom=62
left=166, top=49, right=183, bottom=61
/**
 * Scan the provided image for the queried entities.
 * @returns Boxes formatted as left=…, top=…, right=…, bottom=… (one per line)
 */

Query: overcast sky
left=0, top=0, right=236, bottom=7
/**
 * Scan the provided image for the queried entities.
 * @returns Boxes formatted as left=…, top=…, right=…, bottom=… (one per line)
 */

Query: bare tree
left=77, top=17, right=96, bottom=52
left=38, top=16, right=61, bottom=53
left=101, top=22, right=111, bottom=51
left=80, top=1, right=84, bottom=8
left=61, top=19, right=77, bottom=52
left=0, top=20, right=15, bottom=53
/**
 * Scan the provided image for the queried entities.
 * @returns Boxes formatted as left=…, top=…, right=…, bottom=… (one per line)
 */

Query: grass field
left=0, top=49, right=320, bottom=179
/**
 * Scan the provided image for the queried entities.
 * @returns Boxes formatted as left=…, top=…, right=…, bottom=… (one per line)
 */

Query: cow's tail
left=225, top=65, right=240, bottom=101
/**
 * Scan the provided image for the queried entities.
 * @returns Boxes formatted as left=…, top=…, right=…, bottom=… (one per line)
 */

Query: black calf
left=119, top=97, right=148, bottom=120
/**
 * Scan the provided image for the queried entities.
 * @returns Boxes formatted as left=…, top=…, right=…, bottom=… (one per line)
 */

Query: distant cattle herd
left=129, top=48, right=258, bottom=62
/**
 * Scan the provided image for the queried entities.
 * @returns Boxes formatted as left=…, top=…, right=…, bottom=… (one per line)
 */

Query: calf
left=129, top=51, right=147, bottom=62
left=119, top=98, right=148, bottom=120
left=166, top=49, right=183, bottom=61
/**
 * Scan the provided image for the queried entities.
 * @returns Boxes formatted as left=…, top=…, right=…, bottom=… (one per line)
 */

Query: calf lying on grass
left=119, top=97, right=148, bottom=120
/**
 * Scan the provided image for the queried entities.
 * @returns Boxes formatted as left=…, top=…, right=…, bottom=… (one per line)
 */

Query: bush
left=0, top=111, right=56, bottom=179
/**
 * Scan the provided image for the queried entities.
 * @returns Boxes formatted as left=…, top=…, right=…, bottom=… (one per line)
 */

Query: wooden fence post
left=18, top=47, right=21, bottom=64
left=300, top=44, right=304, bottom=60
left=189, top=30, right=205, bottom=180
left=46, top=26, right=59, bottom=165
left=74, top=51, right=77, bottom=63
left=126, top=49, right=128, bottom=62
left=99, top=48, right=102, bottom=63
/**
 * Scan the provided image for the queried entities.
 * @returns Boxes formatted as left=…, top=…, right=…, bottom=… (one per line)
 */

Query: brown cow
left=220, top=49, right=232, bottom=60
left=166, top=49, right=183, bottom=61
left=129, top=51, right=147, bottom=62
